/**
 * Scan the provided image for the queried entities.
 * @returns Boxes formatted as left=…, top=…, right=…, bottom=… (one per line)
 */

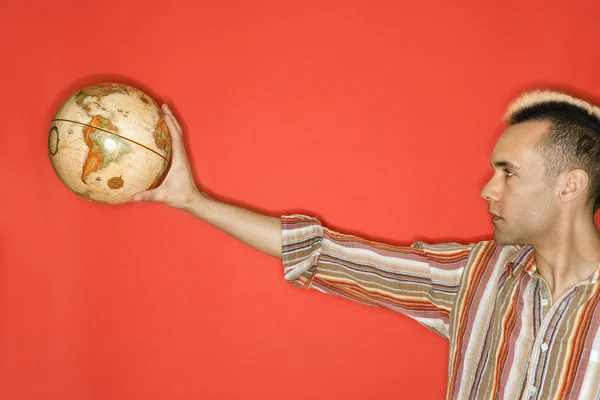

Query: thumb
left=132, top=189, right=162, bottom=202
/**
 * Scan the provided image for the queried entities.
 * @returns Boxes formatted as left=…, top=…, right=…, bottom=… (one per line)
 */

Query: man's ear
left=559, top=169, right=589, bottom=203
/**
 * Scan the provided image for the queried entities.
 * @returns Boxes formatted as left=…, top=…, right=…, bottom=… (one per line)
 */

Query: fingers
left=165, top=114, right=186, bottom=155
left=164, top=114, right=179, bottom=139
left=162, top=104, right=182, bottom=134
left=160, top=103, right=189, bottom=165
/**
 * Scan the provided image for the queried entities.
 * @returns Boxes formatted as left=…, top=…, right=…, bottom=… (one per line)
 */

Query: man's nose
left=481, top=179, right=500, bottom=202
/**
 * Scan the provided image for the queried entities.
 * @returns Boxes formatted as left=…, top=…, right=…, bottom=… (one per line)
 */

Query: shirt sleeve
left=281, top=214, right=475, bottom=339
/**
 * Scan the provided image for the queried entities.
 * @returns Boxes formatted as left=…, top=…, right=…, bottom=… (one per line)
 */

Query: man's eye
left=504, top=169, right=514, bottom=177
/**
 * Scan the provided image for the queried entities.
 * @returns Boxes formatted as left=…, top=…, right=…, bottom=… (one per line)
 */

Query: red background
left=2, top=1, right=600, bottom=399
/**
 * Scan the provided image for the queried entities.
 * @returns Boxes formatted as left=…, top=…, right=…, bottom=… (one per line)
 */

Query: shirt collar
left=505, top=245, right=535, bottom=277
left=589, top=268, right=600, bottom=284
left=504, top=245, right=600, bottom=284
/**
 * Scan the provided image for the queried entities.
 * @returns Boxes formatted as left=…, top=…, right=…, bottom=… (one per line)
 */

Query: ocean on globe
left=48, top=83, right=172, bottom=204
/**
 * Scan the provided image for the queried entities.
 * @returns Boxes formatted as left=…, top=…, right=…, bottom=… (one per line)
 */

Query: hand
left=133, top=104, right=201, bottom=209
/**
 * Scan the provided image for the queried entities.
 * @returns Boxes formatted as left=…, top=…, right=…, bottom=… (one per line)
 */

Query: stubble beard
left=493, top=223, right=529, bottom=246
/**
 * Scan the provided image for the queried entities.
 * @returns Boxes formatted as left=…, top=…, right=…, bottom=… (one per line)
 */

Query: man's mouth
left=489, top=212, right=502, bottom=222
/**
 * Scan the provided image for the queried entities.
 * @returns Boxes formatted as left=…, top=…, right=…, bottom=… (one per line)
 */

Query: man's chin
left=493, top=230, right=526, bottom=246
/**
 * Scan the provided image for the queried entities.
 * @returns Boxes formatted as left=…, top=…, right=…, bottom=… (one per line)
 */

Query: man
left=133, top=90, right=600, bottom=399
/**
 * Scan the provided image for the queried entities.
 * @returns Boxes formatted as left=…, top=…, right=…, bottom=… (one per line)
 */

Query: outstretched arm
left=135, top=104, right=475, bottom=339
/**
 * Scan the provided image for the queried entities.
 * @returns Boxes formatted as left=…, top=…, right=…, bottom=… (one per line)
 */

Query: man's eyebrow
left=491, top=160, right=521, bottom=169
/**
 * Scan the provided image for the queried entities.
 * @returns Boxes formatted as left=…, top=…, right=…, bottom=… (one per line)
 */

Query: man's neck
left=533, top=217, right=600, bottom=302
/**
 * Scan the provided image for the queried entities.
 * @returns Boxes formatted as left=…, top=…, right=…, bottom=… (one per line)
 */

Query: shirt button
left=530, top=385, right=537, bottom=394
left=541, top=299, right=549, bottom=306
left=541, top=343, right=549, bottom=352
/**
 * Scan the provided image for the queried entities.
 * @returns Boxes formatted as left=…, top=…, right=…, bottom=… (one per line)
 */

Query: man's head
left=481, top=90, right=600, bottom=245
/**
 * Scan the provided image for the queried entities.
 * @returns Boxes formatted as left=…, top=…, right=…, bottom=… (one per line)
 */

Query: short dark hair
left=504, top=91, right=600, bottom=213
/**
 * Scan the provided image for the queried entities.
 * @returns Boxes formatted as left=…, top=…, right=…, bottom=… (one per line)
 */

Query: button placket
left=525, top=278, right=562, bottom=397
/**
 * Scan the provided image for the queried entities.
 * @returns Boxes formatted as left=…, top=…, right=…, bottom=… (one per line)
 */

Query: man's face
left=481, top=120, right=562, bottom=245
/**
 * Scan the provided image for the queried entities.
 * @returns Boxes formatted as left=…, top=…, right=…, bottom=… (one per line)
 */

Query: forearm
left=182, top=191, right=282, bottom=258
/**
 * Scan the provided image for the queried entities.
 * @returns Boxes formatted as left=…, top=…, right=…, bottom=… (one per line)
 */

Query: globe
left=48, top=83, right=172, bottom=204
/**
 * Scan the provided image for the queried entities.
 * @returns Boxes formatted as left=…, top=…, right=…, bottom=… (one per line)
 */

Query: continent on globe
left=81, top=115, right=132, bottom=183
left=153, top=119, right=171, bottom=152
left=75, top=83, right=130, bottom=113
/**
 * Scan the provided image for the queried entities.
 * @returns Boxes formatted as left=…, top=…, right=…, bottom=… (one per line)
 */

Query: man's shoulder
left=411, top=239, right=526, bottom=262
left=411, top=239, right=517, bottom=251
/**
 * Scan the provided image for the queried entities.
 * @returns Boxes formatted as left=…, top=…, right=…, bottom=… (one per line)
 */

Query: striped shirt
left=281, top=214, right=600, bottom=399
